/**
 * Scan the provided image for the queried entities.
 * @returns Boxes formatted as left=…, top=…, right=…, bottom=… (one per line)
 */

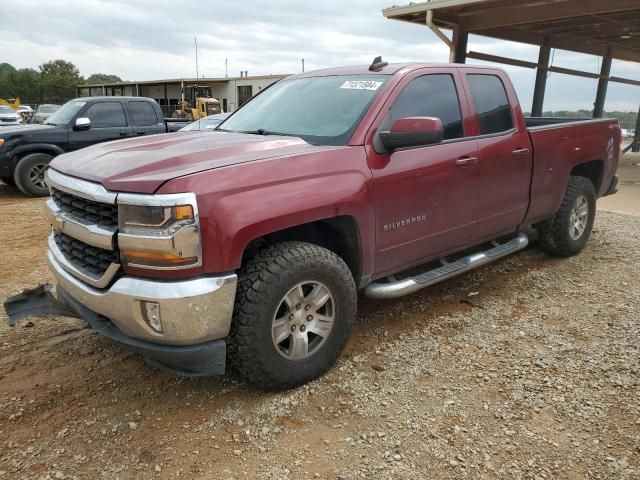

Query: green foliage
left=38, top=60, right=84, bottom=104
left=86, top=74, right=123, bottom=84
left=0, top=60, right=84, bottom=104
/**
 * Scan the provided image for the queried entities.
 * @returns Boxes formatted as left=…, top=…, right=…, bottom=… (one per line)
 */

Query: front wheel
left=13, top=152, right=53, bottom=197
left=228, top=242, right=357, bottom=390
left=536, top=176, right=596, bottom=257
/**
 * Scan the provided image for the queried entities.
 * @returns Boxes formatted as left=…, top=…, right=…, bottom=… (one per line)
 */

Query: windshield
left=180, top=114, right=229, bottom=132
left=0, top=106, right=14, bottom=114
left=44, top=100, right=86, bottom=125
left=219, top=75, right=389, bottom=145
left=38, top=105, right=59, bottom=113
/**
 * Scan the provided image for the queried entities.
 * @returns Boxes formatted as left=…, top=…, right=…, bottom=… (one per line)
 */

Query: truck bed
left=525, top=117, right=619, bottom=225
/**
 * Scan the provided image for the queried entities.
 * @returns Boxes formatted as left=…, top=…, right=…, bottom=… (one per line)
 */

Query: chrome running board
left=365, top=233, right=529, bottom=300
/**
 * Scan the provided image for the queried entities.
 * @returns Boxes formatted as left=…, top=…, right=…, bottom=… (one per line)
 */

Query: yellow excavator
left=0, top=97, right=20, bottom=110
left=172, top=97, right=221, bottom=121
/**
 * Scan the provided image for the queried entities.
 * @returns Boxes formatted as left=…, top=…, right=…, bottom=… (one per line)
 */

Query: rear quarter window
left=467, top=74, right=514, bottom=135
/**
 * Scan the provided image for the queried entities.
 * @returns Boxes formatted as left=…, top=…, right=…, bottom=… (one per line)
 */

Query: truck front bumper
left=45, top=245, right=237, bottom=376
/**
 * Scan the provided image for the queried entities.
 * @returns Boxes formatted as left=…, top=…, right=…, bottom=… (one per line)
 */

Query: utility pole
left=225, top=58, right=228, bottom=78
left=302, top=58, right=305, bottom=73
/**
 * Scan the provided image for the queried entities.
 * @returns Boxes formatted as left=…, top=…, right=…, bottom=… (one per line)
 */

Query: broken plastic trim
left=3, top=284, right=81, bottom=326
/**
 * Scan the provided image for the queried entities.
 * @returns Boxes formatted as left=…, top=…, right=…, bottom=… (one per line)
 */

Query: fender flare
left=10, top=143, right=65, bottom=170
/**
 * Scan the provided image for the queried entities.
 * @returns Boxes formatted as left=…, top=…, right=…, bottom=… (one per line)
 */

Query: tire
left=535, top=176, right=596, bottom=257
left=228, top=241, right=357, bottom=390
left=13, top=153, right=53, bottom=197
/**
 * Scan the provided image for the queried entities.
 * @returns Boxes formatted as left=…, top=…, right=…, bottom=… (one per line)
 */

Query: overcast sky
left=1, top=0, right=639, bottom=112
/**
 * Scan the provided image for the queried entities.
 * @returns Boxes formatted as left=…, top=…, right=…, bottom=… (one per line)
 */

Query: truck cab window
left=85, top=102, right=128, bottom=128
left=385, top=74, right=464, bottom=140
left=130, top=101, right=158, bottom=126
left=467, top=74, right=514, bottom=135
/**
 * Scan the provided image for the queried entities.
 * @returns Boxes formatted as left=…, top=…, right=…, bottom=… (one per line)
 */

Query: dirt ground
left=0, top=156, right=639, bottom=480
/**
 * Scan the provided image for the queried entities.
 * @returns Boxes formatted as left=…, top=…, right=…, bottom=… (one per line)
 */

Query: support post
left=452, top=29, right=468, bottom=64
left=593, top=50, right=612, bottom=118
left=531, top=44, right=551, bottom=117
left=633, top=104, right=640, bottom=153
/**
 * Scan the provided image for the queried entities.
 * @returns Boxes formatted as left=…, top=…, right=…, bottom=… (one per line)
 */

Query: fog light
left=141, top=301, right=162, bottom=333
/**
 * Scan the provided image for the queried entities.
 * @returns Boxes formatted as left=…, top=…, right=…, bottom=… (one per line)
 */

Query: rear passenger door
left=68, top=101, right=132, bottom=151
left=128, top=100, right=165, bottom=136
left=462, top=71, right=533, bottom=239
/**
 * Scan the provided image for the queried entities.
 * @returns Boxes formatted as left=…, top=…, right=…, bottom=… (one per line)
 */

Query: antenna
left=302, top=58, right=305, bottom=72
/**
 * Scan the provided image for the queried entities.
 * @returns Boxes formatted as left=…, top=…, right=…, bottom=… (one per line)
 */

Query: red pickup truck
left=6, top=59, right=620, bottom=390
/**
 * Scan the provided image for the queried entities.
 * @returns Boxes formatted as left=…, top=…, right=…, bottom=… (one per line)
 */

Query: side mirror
left=379, top=117, right=444, bottom=151
left=74, top=117, right=91, bottom=131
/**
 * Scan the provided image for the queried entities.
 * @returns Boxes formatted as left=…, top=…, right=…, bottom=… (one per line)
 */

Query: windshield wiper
left=239, top=129, right=293, bottom=137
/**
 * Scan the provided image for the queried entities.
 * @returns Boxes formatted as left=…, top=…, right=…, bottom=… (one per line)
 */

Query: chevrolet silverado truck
left=5, top=59, right=620, bottom=390
left=0, top=96, right=188, bottom=196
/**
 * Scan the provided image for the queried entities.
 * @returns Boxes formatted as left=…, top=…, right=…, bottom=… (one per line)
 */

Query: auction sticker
left=340, top=80, right=383, bottom=91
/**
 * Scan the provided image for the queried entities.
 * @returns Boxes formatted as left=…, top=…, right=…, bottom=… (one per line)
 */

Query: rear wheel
left=13, top=153, right=53, bottom=197
left=228, top=241, right=357, bottom=390
left=536, top=176, right=596, bottom=257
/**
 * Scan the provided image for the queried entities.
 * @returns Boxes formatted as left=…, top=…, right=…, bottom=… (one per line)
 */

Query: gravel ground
left=0, top=181, right=638, bottom=480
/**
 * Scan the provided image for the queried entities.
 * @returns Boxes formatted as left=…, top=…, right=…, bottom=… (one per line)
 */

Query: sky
left=1, top=0, right=639, bottom=112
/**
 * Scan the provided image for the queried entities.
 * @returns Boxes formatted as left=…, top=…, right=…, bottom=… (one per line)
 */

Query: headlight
left=117, top=193, right=202, bottom=270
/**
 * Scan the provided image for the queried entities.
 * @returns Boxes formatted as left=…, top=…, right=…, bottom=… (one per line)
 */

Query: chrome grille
left=53, top=230, right=119, bottom=277
left=51, top=188, right=118, bottom=228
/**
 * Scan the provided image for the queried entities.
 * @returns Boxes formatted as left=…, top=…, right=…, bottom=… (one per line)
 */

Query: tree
left=86, top=73, right=123, bottom=84
left=39, top=59, right=84, bottom=103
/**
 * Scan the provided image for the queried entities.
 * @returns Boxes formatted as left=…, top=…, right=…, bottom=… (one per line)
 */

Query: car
left=7, top=60, right=620, bottom=390
left=0, top=105, right=23, bottom=126
left=0, top=96, right=189, bottom=195
left=33, top=104, right=61, bottom=124
left=179, top=113, right=231, bottom=131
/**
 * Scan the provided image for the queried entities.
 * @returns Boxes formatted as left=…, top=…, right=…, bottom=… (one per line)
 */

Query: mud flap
left=3, top=284, right=81, bottom=326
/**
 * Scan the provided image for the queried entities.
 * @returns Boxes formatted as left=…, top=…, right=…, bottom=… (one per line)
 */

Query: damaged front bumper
left=3, top=247, right=238, bottom=377
left=4, top=284, right=228, bottom=377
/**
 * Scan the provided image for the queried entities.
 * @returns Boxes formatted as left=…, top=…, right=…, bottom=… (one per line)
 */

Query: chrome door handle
left=512, top=148, right=530, bottom=156
left=119, top=130, right=129, bottom=136
left=455, top=157, right=478, bottom=167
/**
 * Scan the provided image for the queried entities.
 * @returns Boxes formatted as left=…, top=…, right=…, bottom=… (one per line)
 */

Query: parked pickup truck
left=5, top=59, right=620, bottom=390
left=0, top=96, right=188, bottom=196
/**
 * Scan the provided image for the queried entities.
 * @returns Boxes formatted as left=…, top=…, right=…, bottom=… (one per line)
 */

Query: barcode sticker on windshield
left=339, top=80, right=383, bottom=91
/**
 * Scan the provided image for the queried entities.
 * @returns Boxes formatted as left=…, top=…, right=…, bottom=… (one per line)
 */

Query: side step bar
left=365, top=233, right=529, bottom=300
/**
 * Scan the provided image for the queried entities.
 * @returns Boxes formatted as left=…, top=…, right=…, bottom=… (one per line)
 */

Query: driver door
left=367, top=70, right=481, bottom=276
left=68, top=101, right=132, bottom=151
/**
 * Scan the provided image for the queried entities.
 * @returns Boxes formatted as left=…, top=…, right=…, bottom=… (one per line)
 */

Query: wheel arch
left=570, top=159, right=604, bottom=194
left=11, top=144, right=64, bottom=170
left=241, top=216, right=365, bottom=287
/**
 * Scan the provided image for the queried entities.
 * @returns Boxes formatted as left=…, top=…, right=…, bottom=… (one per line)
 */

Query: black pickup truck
left=0, top=97, right=188, bottom=196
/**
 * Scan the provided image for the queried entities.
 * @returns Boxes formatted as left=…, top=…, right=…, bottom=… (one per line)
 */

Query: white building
left=77, top=74, right=290, bottom=115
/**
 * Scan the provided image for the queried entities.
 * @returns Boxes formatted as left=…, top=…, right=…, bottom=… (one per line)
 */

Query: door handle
left=512, top=148, right=530, bottom=156
left=136, top=131, right=146, bottom=136
left=119, top=130, right=129, bottom=136
left=455, top=156, right=478, bottom=167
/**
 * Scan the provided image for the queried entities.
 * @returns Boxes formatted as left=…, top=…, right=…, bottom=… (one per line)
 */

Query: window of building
left=130, top=101, right=159, bottom=126
left=385, top=74, right=464, bottom=140
left=237, top=85, right=253, bottom=107
left=85, top=102, right=127, bottom=128
left=467, top=74, right=514, bottom=135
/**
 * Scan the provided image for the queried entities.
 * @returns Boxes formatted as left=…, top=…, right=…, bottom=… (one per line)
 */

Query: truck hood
left=50, top=131, right=333, bottom=193
left=0, top=124, right=53, bottom=135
